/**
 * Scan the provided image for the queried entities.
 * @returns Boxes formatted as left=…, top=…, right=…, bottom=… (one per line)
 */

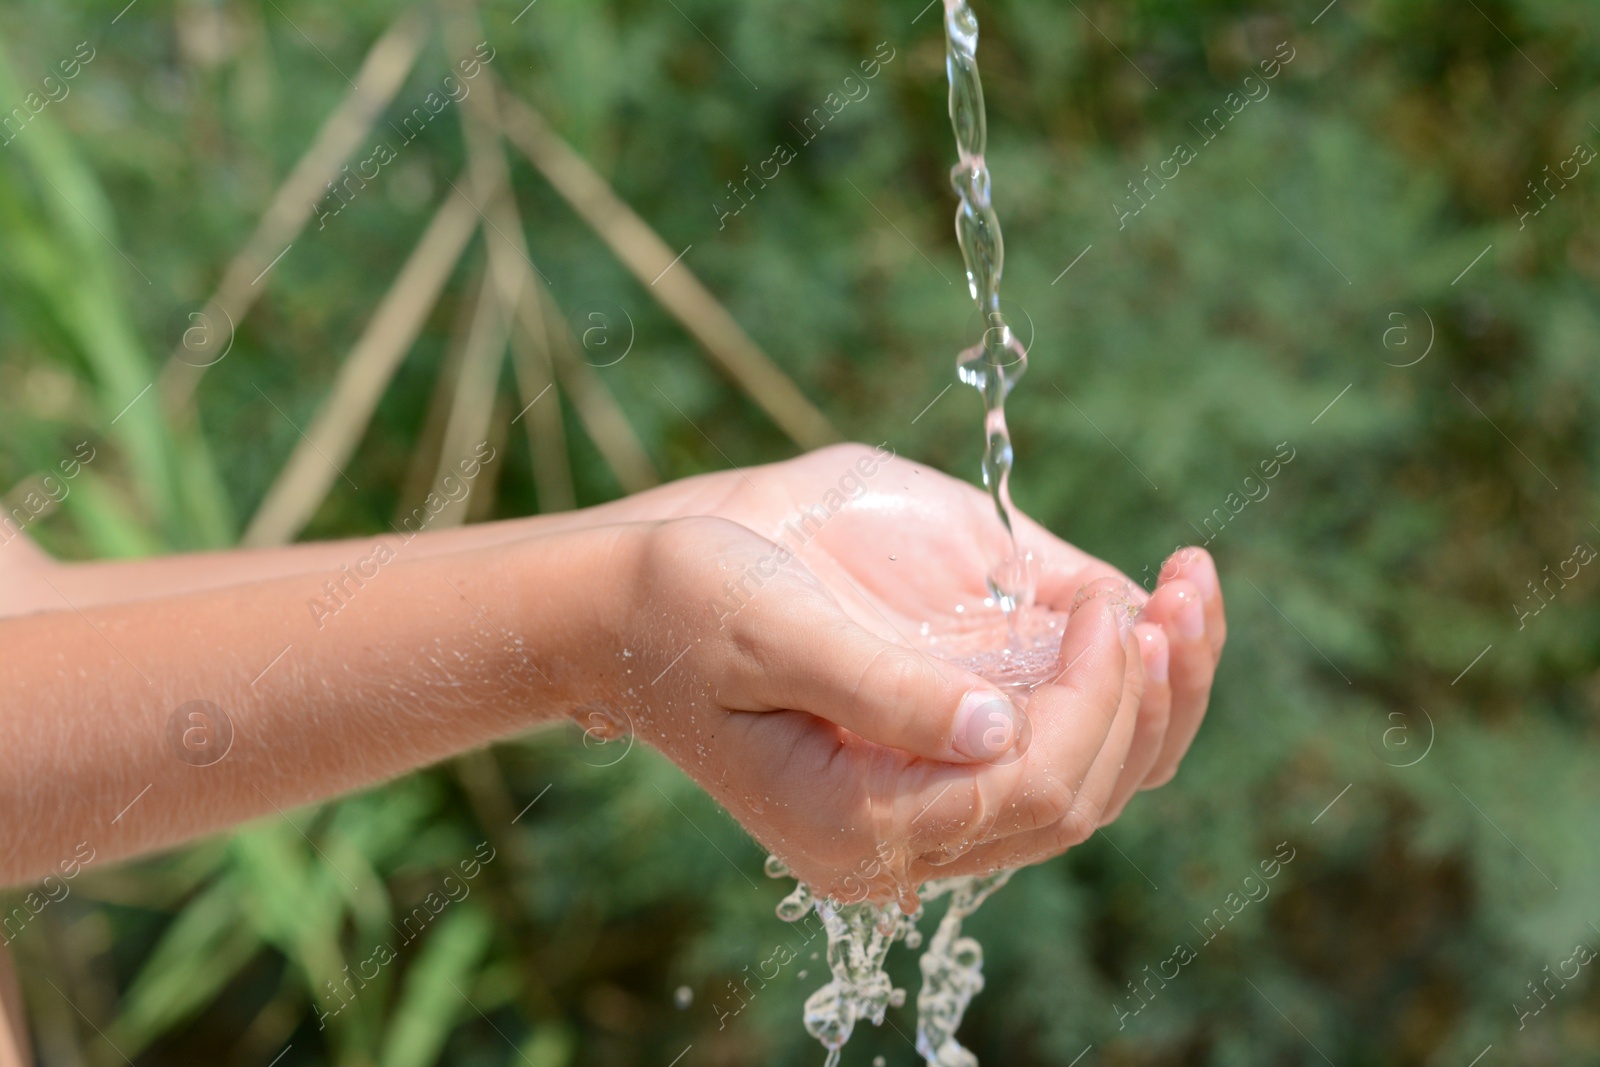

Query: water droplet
left=776, top=884, right=814, bottom=922
left=674, top=985, right=693, bottom=1009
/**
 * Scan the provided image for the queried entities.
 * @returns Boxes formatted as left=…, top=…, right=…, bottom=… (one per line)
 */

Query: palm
left=645, top=444, right=1104, bottom=640
left=621, top=446, right=1130, bottom=898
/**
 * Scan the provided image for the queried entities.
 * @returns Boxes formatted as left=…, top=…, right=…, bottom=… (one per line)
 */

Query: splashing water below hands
left=772, top=2, right=1056, bottom=1062
left=770, top=857, right=1017, bottom=1067
left=770, top=617, right=1065, bottom=1067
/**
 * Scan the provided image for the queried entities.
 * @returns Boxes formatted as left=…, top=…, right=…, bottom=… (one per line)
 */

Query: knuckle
left=1021, top=773, right=1077, bottom=831
left=1056, top=801, right=1101, bottom=849
left=724, top=617, right=773, bottom=690
left=1180, top=655, right=1218, bottom=696
left=1143, top=763, right=1179, bottom=790
left=854, top=643, right=937, bottom=719
left=1137, top=697, right=1171, bottom=742
left=1032, top=812, right=1089, bottom=857
left=828, top=441, right=881, bottom=465
left=644, top=514, right=746, bottom=557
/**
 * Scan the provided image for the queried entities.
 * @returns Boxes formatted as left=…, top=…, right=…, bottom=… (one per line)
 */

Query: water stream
left=773, top=4, right=1053, bottom=1064
left=945, top=0, right=1035, bottom=621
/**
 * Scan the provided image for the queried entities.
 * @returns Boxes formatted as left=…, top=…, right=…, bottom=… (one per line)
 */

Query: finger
left=908, top=816, right=1063, bottom=882
left=1010, top=510, right=1150, bottom=616
left=1154, top=546, right=1226, bottom=659
left=1076, top=611, right=1149, bottom=831
left=920, top=591, right=1133, bottom=853
left=1103, top=623, right=1170, bottom=820
left=912, top=627, right=1145, bottom=879
left=1034, top=560, right=1148, bottom=616
left=724, top=588, right=1024, bottom=764
left=1135, top=577, right=1213, bottom=786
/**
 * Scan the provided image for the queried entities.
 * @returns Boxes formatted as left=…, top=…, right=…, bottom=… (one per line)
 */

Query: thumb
left=731, top=606, right=1022, bottom=764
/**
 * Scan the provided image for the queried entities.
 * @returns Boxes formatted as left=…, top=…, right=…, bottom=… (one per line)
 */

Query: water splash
left=768, top=859, right=911, bottom=1065
left=771, top=859, right=1022, bottom=1067
left=775, top=624, right=1064, bottom=1067
left=914, top=871, right=1013, bottom=1067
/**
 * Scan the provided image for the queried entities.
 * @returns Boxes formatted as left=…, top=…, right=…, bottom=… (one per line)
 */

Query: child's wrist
left=490, top=523, right=652, bottom=727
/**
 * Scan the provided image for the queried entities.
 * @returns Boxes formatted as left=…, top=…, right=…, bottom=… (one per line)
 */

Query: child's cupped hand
left=586, top=444, right=1225, bottom=903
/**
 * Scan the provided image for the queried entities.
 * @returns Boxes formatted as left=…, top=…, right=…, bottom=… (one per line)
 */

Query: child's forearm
left=1, top=468, right=736, bottom=614
left=1, top=512, right=568, bottom=613
left=0, top=526, right=638, bottom=887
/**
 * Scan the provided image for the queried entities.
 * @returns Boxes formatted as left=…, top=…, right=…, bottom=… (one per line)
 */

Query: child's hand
left=586, top=445, right=1225, bottom=900
left=0, top=444, right=1221, bottom=895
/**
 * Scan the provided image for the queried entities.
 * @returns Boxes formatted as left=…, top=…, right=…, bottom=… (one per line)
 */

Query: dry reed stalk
left=494, top=86, right=841, bottom=450
left=425, top=257, right=508, bottom=529
left=242, top=188, right=478, bottom=546
left=450, top=41, right=575, bottom=513
left=160, top=10, right=431, bottom=414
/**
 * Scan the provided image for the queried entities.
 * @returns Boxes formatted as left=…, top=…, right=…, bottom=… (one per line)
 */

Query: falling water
left=945, top=0, right=1035, bottom=620
left=774, top=4, right=1052, bottom=1064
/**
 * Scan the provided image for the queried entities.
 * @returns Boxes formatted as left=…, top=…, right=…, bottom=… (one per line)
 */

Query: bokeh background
left=2, top=0, right=1598, bottom=1063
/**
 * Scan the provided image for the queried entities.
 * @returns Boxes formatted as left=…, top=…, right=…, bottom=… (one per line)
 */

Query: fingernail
left=1074, top=577, right=1138, bottom=638
left=1159, top=549, right=1190, bottom=585
left=1107, top=598, right=1134, bottom=644
left=953, top=689, right=1018, bottom=760
left=1175, top=589, right=1205, bottom=640
left=1140, top=628, right=1169, bottom=683
left=1190, top=554, right=1220, bottom=602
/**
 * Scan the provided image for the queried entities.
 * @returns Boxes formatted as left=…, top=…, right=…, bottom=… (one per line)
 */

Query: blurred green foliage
left=2, top=0, right=1598, bottom=1064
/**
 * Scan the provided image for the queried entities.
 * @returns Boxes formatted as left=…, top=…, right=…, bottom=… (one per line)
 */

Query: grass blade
left=378, top=907, right=493, bottom=1067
